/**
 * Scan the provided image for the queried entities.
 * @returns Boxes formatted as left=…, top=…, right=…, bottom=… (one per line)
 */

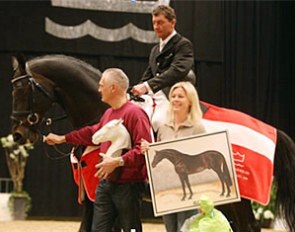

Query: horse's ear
left=118, top=118, right=124, bottom=124
left=11, top=53, right=26, bottom=73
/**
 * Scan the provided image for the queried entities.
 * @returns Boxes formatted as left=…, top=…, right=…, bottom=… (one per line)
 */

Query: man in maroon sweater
left=45, top=68, right=152, bottom=232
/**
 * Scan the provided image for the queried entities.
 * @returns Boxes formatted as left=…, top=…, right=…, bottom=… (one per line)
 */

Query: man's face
left=98, top=75, right=113, bottom=104
left=152, top=14, right=176, bottom=40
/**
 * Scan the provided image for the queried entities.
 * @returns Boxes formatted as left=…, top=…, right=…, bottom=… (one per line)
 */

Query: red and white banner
left=201, top=101, right=277, bottom=205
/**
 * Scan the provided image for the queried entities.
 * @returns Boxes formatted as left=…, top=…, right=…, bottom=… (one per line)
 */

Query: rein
left=11, top=72, right=70, bottom=160
left=42, top=117, right=72, bottom=160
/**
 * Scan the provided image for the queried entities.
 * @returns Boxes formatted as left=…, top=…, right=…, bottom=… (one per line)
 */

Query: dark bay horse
left=9, top=54, right=295, bottom=232
left=152, top=149, right=232, bottom=201
left=10, top=54, right=108, bottom=232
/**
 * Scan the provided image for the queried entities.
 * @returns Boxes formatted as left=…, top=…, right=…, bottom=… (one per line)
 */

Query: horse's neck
left=31, top=58, right=106, bottom=128
left=163, top=152, right=182, bottom=164
left=54, top=79, right=103, bottom=127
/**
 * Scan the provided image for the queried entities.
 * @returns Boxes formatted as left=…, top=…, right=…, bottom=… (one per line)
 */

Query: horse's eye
left=14, top=80, right=30, bottom=89
left=14, top=81, right=23, bottom=88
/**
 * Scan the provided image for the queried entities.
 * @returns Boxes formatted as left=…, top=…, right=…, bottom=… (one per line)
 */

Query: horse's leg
left=221, top=158, right=232, bottom=197
left=213, top=157, right=232, bottom=197
left=226, top=182, right=231, bottom=197
left=219, top=170, right=231, bottom=197
left=182, top=174, right=193, bottom=200
left=217, top=199, right=261, bottom=232
left=178, top=174, right=187, bottom=201
left=78, top=194, right=93, bottom=232
left=212, top=169, right=226, bottom=196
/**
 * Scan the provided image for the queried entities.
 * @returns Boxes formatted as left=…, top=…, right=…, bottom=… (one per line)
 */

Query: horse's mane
left=30, top=54, right=101, bottom=75
left=25, top=54, right=106, bottom=128
left=157, top=149, right=189, bottom=158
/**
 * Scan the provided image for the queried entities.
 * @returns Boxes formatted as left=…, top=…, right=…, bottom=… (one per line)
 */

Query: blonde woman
left=141, top=81, right=205, bottom=232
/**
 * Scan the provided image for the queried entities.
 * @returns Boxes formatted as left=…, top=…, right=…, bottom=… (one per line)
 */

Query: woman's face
left=170, top=87, right=190, bottom=114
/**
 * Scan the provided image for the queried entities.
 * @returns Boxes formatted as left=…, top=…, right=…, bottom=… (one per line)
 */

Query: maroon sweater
left=65, top=101, right=152, bottom=183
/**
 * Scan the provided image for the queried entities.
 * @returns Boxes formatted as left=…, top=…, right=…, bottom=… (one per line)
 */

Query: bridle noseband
left=11, top=73, right=56, bottom=127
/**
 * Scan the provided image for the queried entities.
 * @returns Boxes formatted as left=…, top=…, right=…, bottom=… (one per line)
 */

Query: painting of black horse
left=152, top=149, right=233, bottom=201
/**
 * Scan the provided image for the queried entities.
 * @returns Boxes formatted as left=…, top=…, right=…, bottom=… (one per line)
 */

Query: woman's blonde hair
left=167, top=81, right=203, bottom=124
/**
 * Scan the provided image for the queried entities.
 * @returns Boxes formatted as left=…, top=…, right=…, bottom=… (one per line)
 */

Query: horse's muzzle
left=12, top=126, right=40, bottom=144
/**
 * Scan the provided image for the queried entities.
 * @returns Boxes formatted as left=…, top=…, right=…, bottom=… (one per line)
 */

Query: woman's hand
left=140, top=138, right=150, bottom=154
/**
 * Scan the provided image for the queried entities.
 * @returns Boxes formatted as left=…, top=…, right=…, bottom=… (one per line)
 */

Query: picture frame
left=145, top=130, right=240, bottom=217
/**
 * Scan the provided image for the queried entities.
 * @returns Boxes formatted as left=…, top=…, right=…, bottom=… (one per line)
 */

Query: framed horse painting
left=145, top=130, right=240, bottom=217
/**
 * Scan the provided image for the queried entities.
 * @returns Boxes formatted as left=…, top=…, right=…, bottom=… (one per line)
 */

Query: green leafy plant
left=0, top=134, right=33, bottom=193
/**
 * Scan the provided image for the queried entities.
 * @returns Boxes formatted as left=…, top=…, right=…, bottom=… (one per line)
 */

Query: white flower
left=7, top=134, right=14, bottom=142
left=1, top=134, right=34, bottom=158
left=257, top=207, right=264, bottom=214
left=253, top=211, right=261, bottom=220
left=19, top=146, right=29, bottom=158
left=263, top=210, right=274, bottom=219
left=9, top=153, right=16, bottom=159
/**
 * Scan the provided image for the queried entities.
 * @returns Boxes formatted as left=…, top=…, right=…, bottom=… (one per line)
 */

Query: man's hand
left=94, top=153, right=121, bottom=179
left=43, top=133, right=66, bottom=145
left=131, top=83, right=148, bottom=96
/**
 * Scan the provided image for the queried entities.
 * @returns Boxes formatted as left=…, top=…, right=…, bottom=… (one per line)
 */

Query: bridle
left=11, top=71, right=69, bottom=159
left=11, top=73, right=57, bottom=127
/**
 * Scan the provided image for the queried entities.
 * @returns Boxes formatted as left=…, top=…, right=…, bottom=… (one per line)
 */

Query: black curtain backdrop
left=222, top=1, right=295, bottom=138
left=0, top=0, right=294, bottom=219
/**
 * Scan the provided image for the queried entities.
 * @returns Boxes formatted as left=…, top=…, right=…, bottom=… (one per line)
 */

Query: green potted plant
left=252, top=183, right=277, bottom=228
left=0, top=134, right=33, bottom=220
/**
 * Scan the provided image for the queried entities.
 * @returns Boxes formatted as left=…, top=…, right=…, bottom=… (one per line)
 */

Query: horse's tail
left=221, top=153, right=233, bottom=186
left=274, top=129, right=295, bottom=232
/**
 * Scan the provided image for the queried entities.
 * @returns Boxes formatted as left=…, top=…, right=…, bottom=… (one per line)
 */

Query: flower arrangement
left=0, top=134, right=33, bottom=192
left=252, top=182, right=277, bottom=228
left=0, top=134, right=34, bottom=218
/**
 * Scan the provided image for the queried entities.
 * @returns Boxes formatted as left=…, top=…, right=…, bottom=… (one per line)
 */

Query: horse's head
left=92, top=119, right=124, bottom=145
left=152, top=150, right=163, bottom=168
left=10, top=55, right=56, bottom=144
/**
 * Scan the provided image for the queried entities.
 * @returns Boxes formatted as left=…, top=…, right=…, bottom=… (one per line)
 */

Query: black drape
left=222, top=1, right=295, bottom=139
left=0, top=0, right=294, bottom=219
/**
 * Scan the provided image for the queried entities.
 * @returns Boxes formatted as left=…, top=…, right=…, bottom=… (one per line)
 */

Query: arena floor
left=0, top=220, right=287, bottom=232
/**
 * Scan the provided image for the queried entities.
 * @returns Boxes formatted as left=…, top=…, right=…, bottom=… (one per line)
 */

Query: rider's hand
left=131, top=83, right=147, bottom=96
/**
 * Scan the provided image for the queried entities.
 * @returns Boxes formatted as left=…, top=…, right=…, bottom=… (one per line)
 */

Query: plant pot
left=261, top=219, right=274, bottom=228
left=11, top=196, right=28, bottom=220
left=9, top=192, right=31, bottom=220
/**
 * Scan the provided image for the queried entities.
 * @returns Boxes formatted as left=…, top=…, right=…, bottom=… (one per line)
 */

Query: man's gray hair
left=102, top=68, right=129, bottom=91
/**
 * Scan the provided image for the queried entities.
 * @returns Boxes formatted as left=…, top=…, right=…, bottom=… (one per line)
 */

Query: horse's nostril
left=12, top=132, right=23, bottom=143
